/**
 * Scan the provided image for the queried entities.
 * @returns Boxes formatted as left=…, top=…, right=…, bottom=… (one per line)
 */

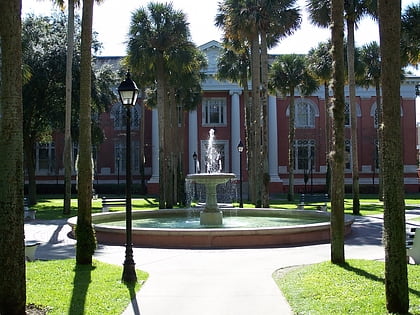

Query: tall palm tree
left=379, top=0, right=409, bottom=312
left=329, top=0, right=346, bottom=264
left=127, top=2, right=199, bottom=208
left=306, top=41, right=333, bottom=194
left=216, top=0, right=301, bottom=207
left=0, top=0, right=25, bottom=312
left=307, top=0, right=376, bottom=215
left=269, top=54, right=318, bottom=201
left=64, top=0, right=76, bottom=214
left=359, top=42, right=383, bottom=200
left=76, top=0, right=96, bottom=265
left=217, top=39, right=254, bottom=201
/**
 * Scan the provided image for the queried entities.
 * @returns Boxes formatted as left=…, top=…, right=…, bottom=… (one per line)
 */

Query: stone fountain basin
left=67, top=209, right=354, bottom=249
left=186, top=172, right=236, bottom=184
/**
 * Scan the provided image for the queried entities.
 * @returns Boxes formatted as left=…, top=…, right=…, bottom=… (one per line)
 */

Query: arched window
left=286, top=98, right=319, bottom=128
left=344, top=100, right=362, bottom=127
left=370, top=102, right=404, bottom=129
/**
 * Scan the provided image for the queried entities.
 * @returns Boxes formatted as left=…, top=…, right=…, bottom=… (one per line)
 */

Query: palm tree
left=269, top=54, right=318, bottom=201
left=217, top=39, right=254, bottom=201
left=378, top=0, right=409, bottom=312
left=329, top=0, right=346, bottom=264
left=127, top=2, right=200, bottom=208
left=307, top=0, right=376, bottom=215
left=76, top=0, right=96, bottom=265
left=359, top=42, right=383, bottom=200
left=306, top=41, right=333, bottom=194
left=64, top=0, right=76, bottom=214
left=401, top=3, right=420, bottom=67
left=0, top=0, right=26, bottom=312
left=258, top=0, right=301, bottom=207
left=216, top=0, right=301, bottom=207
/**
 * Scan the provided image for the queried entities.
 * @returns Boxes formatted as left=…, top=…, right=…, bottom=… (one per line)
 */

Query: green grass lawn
left=274, top=259, right=420, bottom=315
left=31, top=196, right=159, bottom=220
left=26, top=259, right=148, bottom=314
left=29, top=193, right=420, bottom=220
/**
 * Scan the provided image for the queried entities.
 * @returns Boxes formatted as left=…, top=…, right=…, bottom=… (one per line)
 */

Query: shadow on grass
left=340, top=262, right=420, bottom=299
left=68, top=264, right=96, bottom=315
left=125, top=282, right=141, bottom=315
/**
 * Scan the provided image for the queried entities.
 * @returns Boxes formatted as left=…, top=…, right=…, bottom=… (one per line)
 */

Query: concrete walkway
left=24, top=211, right=420, bottom=315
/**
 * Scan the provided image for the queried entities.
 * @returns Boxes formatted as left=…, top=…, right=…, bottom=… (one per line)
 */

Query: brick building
left=30, top=41, right=420, bottom=195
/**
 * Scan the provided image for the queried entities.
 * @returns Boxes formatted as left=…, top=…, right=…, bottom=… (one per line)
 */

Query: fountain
left=67, top=130, right=354, bottom=248
left=186, top=129, right=236, bottom=225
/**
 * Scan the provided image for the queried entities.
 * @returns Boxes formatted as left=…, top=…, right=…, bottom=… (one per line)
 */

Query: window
left=112, top=104, right=140, bottom=130
left=294, top=140, right=315, bottom=171
left=202, top=98, right=226, bottom=126
left=345, top=139, right=351, bottom=170
left=296, top=102, right=315, bottom=128
left=36, top=142, right=55, bottom=175
left=345, top=102, right=350, bottom=127
left=200, top=140, right=229, bottom=173
left=115, top=141, right=140, bottom=174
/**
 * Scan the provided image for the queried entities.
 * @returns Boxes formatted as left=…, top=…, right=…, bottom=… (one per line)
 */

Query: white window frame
left=202, top=98, right=227, bottom=127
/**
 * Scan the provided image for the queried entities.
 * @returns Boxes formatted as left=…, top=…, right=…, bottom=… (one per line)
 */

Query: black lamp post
left=237, top=141, right=244, bottom=208
left=118, top=70, right=139, bottom=284
left=116, top=154, right=120, bottom=185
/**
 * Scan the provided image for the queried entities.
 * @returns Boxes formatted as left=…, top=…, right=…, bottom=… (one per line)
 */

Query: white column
left=230, top=90, right=242, bottom=177
left=269, top=95, right=281, bottom=182
left=189, top=109, right=198, bottom=174
left=148, top=108, right=159, bottom=183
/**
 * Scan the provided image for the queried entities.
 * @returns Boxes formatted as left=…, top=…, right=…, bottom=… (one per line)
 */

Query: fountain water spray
left=187, top=129, right=235, bottom=225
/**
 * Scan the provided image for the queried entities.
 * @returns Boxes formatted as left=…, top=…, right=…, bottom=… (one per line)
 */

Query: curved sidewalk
left=24, top=212, right=419, bottom=315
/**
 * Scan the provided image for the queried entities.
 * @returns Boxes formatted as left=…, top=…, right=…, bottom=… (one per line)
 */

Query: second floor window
left=296, top=102, right=315, bottom=128
left=112, top=104, right=140, bottom=130
left=202, top=98, right=226, bottom=126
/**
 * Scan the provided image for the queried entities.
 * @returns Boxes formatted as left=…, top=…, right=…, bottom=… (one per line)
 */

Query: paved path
left=24, top=211, right=420, bottom=315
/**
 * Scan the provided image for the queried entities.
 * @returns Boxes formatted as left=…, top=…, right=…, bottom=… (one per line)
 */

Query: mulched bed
left=26, top=304, right=51, bottom=314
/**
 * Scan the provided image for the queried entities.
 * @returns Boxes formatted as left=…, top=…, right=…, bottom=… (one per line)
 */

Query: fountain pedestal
left=186, top=173, right=235, bottom=226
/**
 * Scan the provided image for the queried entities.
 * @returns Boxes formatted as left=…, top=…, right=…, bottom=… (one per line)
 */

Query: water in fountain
left=206, top=128, right=222, bottom=173
left=186, top=129, right=236, bottom=225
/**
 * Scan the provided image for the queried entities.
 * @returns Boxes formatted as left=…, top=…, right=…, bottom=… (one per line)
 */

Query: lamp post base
left=122, top=245, right=137, bottom=283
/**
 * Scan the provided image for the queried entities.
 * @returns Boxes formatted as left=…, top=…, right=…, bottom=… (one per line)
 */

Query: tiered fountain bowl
left=186, top=172, right=236, bottom=225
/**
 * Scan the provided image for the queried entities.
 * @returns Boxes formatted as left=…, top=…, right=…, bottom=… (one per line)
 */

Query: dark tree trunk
left=76, top=0, right=96, bottom=265
left=330, top=0, right=346, bottom=264
left=0, top=0, right=26, bottom=312
left=379, top=0, right=409, bottom=312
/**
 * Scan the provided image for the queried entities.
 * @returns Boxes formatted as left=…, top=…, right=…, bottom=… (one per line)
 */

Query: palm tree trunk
left=250, top=34, right=262, bottom=207
left=0, top=0, right=26, bottom=312
left=324, top=81, right=331, bottom=195
left=347, top=18, right=360, bottom=215
left=288, top=93, right=295, bottom=201
left=156, top=55, right=167, bottom=209
left=76, top=0, right=96, bottom=265
left=379, top=0, right=409, bottom=311
left=330, top=0, right=346, bottom=264
left=260, top=32, right=270, bottom=207
left=63, top=0, right=75, bottom=214
left=376, top=82, right=384, bottom=200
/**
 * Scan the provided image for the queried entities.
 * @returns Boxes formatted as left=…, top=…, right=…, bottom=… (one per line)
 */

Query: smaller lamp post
left=237, top=141, right=244, bottom=208
left=118, top=70, right=139, bottom=284
left=193, top=152, right=198, bottom=173
left=116, top=154, right=120, bottom=185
